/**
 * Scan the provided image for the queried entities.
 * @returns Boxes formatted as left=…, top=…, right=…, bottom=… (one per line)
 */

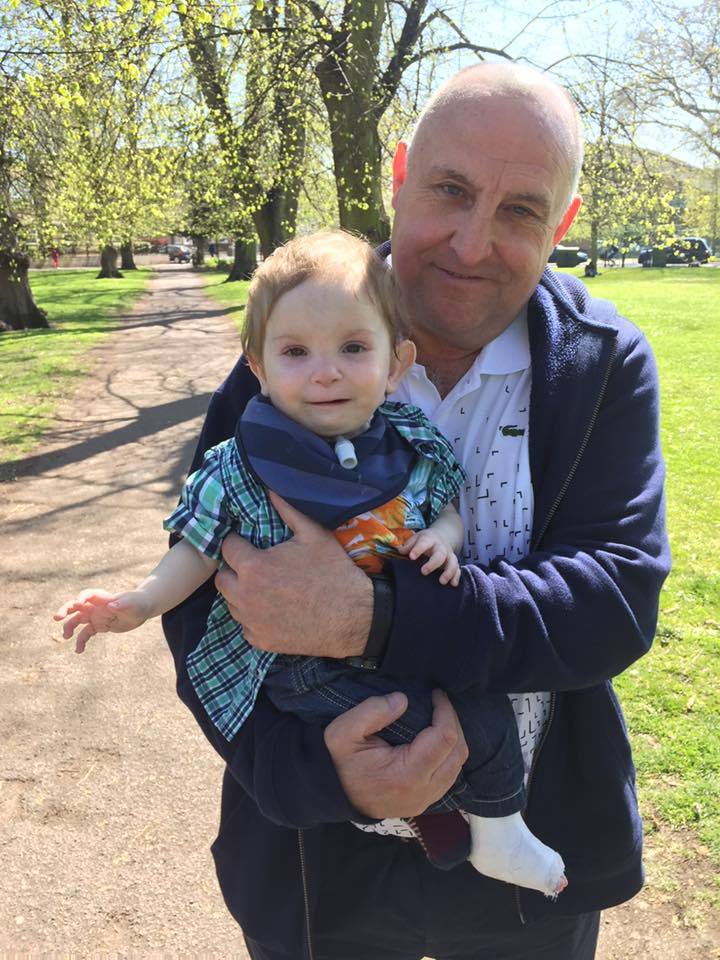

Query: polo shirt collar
left=408, top=307, right=530, bottom=394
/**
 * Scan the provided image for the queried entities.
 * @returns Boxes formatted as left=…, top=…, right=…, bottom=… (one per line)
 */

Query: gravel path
left=1, top=265, right=247, bottom=956
left=1, top=265, right=717, bottom=958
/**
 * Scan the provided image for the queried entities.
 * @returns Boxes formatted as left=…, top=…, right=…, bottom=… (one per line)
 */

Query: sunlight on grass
left=0, top=268, right=151, bottom=460
left=200, top=269, right=250, bottom=332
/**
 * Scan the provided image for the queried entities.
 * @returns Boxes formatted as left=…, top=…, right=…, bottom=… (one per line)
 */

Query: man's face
left=391, top=94, right=575, bottom=355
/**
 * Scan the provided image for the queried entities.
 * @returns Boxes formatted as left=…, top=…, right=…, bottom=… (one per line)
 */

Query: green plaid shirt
left=164, top=400, right=465, bottom=741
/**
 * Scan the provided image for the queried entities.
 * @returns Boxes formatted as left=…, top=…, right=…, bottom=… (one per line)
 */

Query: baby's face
left=249, top=276, right=414, bottom=438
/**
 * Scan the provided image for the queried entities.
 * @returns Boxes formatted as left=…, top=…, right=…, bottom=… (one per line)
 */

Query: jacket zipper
left=515, top=338, right=617, bottom=924
left=298, top=829, right=315, bottom=960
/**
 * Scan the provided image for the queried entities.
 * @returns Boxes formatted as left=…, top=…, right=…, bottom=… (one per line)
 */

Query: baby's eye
left=283, top=346, right=307, bottom=357
left=343, top=342, right=367, bottom=354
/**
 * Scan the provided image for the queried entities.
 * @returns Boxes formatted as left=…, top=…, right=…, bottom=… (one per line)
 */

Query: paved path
left=1, top=265, right=717, bottom=958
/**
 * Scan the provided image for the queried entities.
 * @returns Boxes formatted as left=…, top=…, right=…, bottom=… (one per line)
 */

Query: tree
left=306, top=0, right=514, bottom=242
left=679, top=169, right=720, bottom=250
left=566, top=53, right=675, bottom=264
left=0, top=6, right=60, bottom=331
left=635, top=0, right=720, bottom=163
left=569, top=140, right=675, bottom=265
left=43, top=1, right=180, bottom=279
left=175, top=0, right=309, bottom=273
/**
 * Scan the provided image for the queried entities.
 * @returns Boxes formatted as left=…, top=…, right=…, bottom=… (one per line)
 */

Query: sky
left=434, top=0, right=710, bottom=168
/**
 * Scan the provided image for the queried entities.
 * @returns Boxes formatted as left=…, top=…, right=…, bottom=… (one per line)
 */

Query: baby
left=55, top=230, right=566, bottom=898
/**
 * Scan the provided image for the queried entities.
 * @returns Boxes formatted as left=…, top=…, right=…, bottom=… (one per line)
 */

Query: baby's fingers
left=420, top=548, right=448, bottom=576
left=58, top=609, right=89, bottom=640
left=397, top=533, right=420, bottom=556
left=406, top=536, right=437, bottom=562
left=74, top=623, right=97, bottom=654
left=54, top=589, right=115, bottom=621
left=438, top=556, right=461, bottom=586
left=53, top=598, right=81, bottom=621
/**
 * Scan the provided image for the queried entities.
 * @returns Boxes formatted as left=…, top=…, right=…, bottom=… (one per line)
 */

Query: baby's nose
left=311, top=360, right=342, bottom=384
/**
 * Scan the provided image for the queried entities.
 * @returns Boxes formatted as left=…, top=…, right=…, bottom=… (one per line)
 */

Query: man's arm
left=164, top=581, right=467, bottom=825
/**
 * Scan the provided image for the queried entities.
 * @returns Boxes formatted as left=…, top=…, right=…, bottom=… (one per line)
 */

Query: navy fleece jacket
left=162, top=268, right=670, bottom=937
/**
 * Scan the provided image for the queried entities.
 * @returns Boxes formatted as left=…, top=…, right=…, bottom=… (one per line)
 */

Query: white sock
left=468, top=812, right=567, bottom=898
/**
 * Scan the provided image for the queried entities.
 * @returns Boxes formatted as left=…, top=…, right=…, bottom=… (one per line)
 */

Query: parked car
left=639, top=237, right=712, bottom=267
left=548, top=245, right=589, bottom=268
left=167, top=243, right=192, bottom=263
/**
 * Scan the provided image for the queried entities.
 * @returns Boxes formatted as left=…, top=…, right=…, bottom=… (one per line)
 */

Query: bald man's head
left=408, top=63, right=583, bottom=211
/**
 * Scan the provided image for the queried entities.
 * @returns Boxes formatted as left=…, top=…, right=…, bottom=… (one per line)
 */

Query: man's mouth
left=436, top=265, right=490, bottom=281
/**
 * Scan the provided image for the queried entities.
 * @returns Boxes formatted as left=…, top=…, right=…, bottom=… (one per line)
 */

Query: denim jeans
left=264, top=655, right=525, bottom=817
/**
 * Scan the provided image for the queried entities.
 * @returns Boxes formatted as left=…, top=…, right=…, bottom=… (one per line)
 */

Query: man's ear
left=386, top=338, right=416, bottom=394
left=247, top=354, right=269, bottom=396
left=553, top=195, right=582, bottom=245
left=391, top=142, right=408, bottom=210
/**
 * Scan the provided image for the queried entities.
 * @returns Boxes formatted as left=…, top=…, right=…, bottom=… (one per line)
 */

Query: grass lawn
left=0, top=268, right=151, bottom=464
left=559, top=266, right=720, bottom=870
left=200, top=266, right=250, bottom=328
left=205, top=264, right=720, bottom=870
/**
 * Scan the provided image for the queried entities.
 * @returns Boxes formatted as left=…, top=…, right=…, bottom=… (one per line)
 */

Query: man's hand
left=216, top=491, right=372, bottom=658
left=324, top=689, right=469, bottom=818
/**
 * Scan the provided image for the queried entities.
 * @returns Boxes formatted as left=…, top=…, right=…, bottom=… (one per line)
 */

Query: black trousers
left=245, top=912, right=599, bottom=959
left=243, top=823, right=601, bottom=960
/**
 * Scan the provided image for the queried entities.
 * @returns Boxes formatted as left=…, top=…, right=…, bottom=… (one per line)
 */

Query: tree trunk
left=0, top=251, right=49, bottom=331
left=97, top=245, right=123, bottom=279
left=120, top=241, right=137, bottom=270
left=314, top=0, right=391, bottom=245
left=192, top=235, right=206, bottom=267
left=226, top=236, right=257, bottom=282
left=254, top=189, right=299, bottom=258
left=316, top=62, right=390, bottom=244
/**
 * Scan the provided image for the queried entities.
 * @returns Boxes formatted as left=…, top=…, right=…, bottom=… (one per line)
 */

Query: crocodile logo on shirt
left=500, top=425, right=525, bottom=437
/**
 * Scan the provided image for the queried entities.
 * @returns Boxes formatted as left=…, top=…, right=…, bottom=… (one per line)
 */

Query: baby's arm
left=397, top=502, right=464, bottom=587
left=54, top=539, right=218, bottom=653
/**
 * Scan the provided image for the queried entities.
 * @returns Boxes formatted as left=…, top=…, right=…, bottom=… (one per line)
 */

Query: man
left=163, top=63, right=670, bottom=959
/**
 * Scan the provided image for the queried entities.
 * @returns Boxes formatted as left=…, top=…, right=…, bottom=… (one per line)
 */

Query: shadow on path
left=2, top=392, right=212, bottom=482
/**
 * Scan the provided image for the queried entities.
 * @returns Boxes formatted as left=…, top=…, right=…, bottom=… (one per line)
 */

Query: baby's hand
left=53, top=588, right=151, bottom=653
left=398, top=532, right=461, bottom=586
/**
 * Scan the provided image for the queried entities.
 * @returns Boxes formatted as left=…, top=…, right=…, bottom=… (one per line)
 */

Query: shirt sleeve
left=419, top=420, right=466, bottom=523
left=163, top=446, right=232, bottom=560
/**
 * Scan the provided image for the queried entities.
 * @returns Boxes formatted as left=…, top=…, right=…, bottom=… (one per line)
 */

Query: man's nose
left=448, top=206, right=495, bottom=266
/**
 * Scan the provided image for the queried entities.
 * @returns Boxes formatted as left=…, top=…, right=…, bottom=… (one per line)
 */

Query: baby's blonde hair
left=241, top=230, right=402, bottom=361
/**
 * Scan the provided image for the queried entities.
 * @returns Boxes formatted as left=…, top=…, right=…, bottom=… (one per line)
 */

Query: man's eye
left=343, top=342, right=367, bottom=354
left=509, top=205, right=534, bottom=218
left=440, top=184, right=464, bottom=198
left=283, top=346, right=307, bottom=357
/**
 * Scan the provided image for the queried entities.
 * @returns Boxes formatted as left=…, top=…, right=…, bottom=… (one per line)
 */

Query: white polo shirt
left=355, top=311, right=550, bottom=839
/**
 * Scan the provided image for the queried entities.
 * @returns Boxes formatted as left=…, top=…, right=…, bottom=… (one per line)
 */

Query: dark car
left=167, top=243, right=192, bottom=263
left=639, top=237, right=712, bottom=267
left=548, top=245, right=589, bottom=268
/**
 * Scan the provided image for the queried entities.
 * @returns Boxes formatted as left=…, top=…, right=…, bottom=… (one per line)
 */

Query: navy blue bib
left=237, top=395, right=416, bottom=529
